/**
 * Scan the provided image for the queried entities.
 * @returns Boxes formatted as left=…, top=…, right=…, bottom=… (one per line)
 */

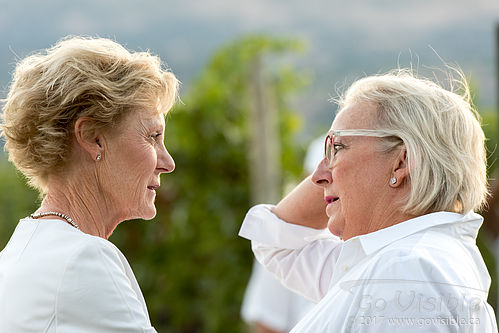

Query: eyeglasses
left=324, top=129, right=396, bottom=168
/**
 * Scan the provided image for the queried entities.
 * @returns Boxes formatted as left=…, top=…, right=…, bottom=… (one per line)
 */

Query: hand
left=272, top=176, right=328, bottom=229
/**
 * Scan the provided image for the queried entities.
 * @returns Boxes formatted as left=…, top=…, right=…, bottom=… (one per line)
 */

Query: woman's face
left=312, top=101, right=397, bottom=240
left=99, top=110, right=174, bottom=221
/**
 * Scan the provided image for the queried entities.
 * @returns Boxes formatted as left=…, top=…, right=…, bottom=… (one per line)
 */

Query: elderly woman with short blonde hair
left=0, top=36, right=178, bottom=332
left=239, top=69, right=497, bottom=332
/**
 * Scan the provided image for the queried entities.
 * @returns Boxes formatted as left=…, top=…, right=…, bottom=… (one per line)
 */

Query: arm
left=239, top=204, right=342, bottom=302
left=273, top=176, right=328, bottom=229
left=239, top=177, right=340, bottom=303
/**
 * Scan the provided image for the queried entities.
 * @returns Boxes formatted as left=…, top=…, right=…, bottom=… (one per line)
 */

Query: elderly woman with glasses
left=239, top=69, right=497, bottom=332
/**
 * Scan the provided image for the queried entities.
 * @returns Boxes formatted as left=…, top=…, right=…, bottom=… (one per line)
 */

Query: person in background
left=240, top=69, right=498, bottom=331
left=240, top=138, right=323, bottom=333
left=0, top=36, right=178, bottom=332
left=241, top=261, right=315, bottom=333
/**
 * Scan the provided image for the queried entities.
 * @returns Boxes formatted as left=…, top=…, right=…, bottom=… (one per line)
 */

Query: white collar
left=350, top=211, right=482, bottom=256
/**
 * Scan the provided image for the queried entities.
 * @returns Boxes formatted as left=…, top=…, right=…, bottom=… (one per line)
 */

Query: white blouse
left=239, top=204, right=498, bottom=332
left=0, top=218, right=157, bottom=332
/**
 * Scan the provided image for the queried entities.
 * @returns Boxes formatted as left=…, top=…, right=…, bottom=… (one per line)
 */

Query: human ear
left=390, top=147, right=409, bottom=187
left=74, top=117, right=103, bottom=161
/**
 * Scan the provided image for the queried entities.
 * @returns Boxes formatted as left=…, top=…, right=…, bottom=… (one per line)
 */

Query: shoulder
left=358, top=230, right=490, bottom=301
left=366, top=234, right=466, bottom=279
left=333, top=236, right=495, bottom=331
left=56, top=233, right=155, bottom=331
left=0, top=221, right=154, bottom=331
left=375, top=229, right=478, bottom=271
left=58, top=232, right=134, bottom=294
left=68, top=233, right=126, bottom=271
left=27, top=223, right=127, bottom=279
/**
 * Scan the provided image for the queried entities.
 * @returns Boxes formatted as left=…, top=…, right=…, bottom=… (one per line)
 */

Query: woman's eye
left=150, top=133, right=161, bottom=142
left=333, top=143, right=344, bottom=155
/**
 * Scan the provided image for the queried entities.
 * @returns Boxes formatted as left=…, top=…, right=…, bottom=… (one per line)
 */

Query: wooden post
left=248, top=54, right=281, bottom=205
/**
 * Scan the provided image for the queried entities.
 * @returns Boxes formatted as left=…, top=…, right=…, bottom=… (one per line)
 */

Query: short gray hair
left=338, top=69, right=488, bottom=214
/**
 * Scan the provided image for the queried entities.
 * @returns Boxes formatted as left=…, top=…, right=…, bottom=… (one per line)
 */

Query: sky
left=0, top=0, right=498, bottom=139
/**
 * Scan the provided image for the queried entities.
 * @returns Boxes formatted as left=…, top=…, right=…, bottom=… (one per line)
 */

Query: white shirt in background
left=241, top=261, right=315, bottom=331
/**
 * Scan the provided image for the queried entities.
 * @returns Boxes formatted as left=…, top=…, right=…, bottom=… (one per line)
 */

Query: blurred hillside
left=0, top=0, right=498, bottom=139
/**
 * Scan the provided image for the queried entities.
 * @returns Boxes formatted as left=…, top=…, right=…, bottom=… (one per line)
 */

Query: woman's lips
left=325, top=196, right=339, bottom=204
left=325, top=196, right=339, bottom=218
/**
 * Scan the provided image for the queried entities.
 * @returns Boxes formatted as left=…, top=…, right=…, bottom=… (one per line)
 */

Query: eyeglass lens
left=324, top=135, right=333, bottom=165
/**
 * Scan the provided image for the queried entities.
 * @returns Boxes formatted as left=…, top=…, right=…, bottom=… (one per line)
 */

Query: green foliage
left=110, top=35, right=307, bottom=333
left=481, top=110, right=498, bottom=173
left=478, top=108, right=498, bottom=310
left=471, top=72, right=498, bottom=309
left=0, top=157, right=39, bottom=247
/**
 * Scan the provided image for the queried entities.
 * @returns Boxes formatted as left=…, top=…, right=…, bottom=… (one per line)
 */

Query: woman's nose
left=311, top=158, right=332, bottom=186
left=157, top=144, right=175, bottom=174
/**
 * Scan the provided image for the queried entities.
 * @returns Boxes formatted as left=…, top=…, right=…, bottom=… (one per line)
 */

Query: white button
left=342, top=265, right=349, bottom=272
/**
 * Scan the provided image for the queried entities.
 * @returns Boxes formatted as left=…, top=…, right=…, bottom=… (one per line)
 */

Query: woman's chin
left=327, top=220, right=342, bottom=239
left=135, top=205, right=157, bottom=221
left=143, top=209, right=157, bottom=221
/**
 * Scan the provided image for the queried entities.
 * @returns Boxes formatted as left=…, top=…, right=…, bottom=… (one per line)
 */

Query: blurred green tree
left=478, top=107, right=498, bottom=310
left=464, top=77, right=498, bottom=310
left=109, top=35, right=308, bottom=333
left=0, top=157, right=39, bottom=244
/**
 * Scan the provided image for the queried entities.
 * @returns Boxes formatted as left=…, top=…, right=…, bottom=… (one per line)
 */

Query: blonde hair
left=338, top=69, right=488, bottom=214
left=1, top=36, right=179, bottom=193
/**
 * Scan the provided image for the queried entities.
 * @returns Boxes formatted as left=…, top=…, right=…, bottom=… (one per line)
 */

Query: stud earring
left=96, top=154, right=102, bottom=161
left=390, top=177, right=397, bottom=185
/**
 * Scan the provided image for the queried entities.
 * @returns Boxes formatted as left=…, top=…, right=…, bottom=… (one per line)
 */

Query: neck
left=366, top=185, right=416, bottom=235
left=37, top=175, right=122, bottom=239
left=368, top=207, right=416, bottom=234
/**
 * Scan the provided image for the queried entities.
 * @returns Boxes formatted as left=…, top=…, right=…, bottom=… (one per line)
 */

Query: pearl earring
left=390, top=177, right=397, bottom=185
left=96, top=154, right=102, bottom=161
